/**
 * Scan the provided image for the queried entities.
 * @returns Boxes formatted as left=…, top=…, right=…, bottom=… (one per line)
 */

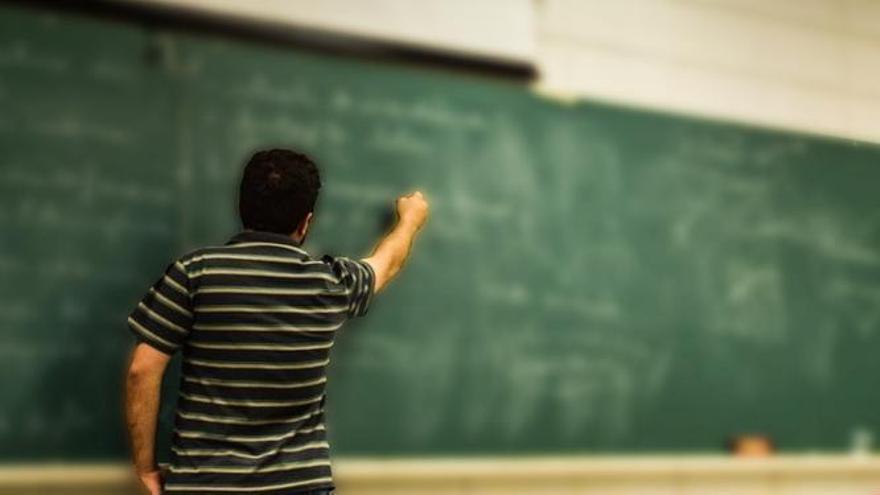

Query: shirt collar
left=226, top=230, right=309, bottom=255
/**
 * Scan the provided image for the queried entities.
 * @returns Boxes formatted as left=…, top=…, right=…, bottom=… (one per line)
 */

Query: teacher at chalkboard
left=123, top=149, right=429, bottom=495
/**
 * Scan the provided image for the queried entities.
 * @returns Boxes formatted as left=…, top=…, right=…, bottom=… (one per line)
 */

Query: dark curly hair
left=238, top=149, right=321, bottom=235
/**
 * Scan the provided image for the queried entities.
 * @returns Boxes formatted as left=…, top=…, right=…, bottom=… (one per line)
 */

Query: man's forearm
left=368, top=218, right=421, bottom=291
left=365, top=191, right=428, bottom=293
left=125, top=369, right=163, bottom=474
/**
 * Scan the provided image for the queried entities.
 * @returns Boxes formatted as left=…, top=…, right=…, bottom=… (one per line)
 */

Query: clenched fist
left=396, top=191, right=429, bottom=230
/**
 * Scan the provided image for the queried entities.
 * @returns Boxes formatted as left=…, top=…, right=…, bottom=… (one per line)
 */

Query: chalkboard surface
left=1, top=5, right=879, bottom=460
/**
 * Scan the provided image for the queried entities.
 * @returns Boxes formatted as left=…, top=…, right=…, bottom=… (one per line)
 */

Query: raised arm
left=363, top=191, right=429, bottom=293
left=125, top=343, right=172, bottom=495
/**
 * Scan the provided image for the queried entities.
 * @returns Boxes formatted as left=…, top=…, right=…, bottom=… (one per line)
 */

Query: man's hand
left=396, top=191, right=429, bottom=231
left=364, top=191, right=429, bottom=293
left=137, top=468, right=163, bottom=495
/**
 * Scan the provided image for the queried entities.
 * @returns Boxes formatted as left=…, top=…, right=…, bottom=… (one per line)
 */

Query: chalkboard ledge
left=1, top=456, right=879, bottom=494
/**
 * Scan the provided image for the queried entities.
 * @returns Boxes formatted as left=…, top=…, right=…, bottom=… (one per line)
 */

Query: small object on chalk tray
left=726, top=434, right=775, bottom=457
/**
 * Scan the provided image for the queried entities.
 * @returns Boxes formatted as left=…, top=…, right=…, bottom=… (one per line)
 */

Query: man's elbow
left=127, top=362, right=159, bottom=382
left=126, top=343, right=171, bottom=382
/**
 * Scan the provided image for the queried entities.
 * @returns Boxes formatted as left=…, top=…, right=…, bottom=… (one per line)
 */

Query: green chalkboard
left=1, top=4, right=879, bottom=460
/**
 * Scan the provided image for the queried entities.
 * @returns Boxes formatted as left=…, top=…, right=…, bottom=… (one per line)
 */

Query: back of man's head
left=238, top=149, right=321, bottom=235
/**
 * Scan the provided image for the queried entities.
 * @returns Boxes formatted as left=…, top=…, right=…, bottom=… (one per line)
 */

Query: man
left=124, top=149, right=428, bottom=495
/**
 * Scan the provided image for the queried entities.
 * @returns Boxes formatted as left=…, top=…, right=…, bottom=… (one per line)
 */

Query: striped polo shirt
left=127, top=230, right=375, bottom=494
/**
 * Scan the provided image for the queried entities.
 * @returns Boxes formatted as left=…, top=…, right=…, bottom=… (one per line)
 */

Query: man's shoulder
left=174, top=245, right=226, bottom=269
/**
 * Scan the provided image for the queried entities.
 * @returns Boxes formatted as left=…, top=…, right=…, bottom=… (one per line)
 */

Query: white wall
left=534, top=0, right=880, bottom=143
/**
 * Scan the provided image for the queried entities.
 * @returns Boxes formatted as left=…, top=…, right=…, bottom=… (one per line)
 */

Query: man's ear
left=295, top=212, right=314, bottom=240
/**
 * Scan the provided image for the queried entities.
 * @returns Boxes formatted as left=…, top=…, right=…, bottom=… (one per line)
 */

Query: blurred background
left=1, top=0, right=879, bottom=494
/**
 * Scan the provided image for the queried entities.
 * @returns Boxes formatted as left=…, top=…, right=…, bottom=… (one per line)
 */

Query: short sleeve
left=323, top=255, right=376, bottom=318
left=127, top=260, right=193, bottom=355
